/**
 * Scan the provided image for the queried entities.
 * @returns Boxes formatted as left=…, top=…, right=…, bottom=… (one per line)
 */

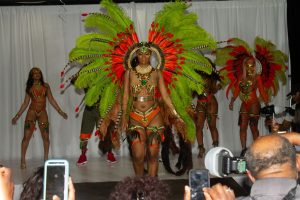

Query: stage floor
left=2, top=153, right=204, bottom=185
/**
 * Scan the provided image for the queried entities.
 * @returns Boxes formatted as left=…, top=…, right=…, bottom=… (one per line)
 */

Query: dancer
left=61, top=0, right=216, bottom=177
left=194, top=58, right=221, bottom=158
left=70, top=74, right=117, bottom=166
left=12, top=67, right=68, bottom=169
left=121, top=42, right=185, bottom=177
left=76, top=101, right=117, bottom=166
left=216, top=37, right=288, bottom=156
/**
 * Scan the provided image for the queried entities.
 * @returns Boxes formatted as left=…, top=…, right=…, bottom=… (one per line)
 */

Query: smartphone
left=189, top=169, right=210, bottom=200
left=43, top=159, right=69, bottom=200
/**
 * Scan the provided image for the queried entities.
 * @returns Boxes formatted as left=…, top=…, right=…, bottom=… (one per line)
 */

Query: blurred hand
left=203, top=183, right=235, bottom=200
left=52, top=177, right=75, bottom=200
left=183, top=185, right=191, bottom=200
left=229, top=102, right=234, bottom=111
left=11, top=117, right=18, bottom=125
left=0, top=167, right=14, bottom=200
left=61, top=111, right=68, bottom=119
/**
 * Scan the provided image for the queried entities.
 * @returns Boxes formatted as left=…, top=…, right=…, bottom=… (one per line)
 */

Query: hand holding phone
left=189, top=169, right=210, bottom=200
left=43, top=159, right=69, bottom=200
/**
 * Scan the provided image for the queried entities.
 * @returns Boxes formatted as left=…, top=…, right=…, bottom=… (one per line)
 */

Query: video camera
left=204, top=147, right=247, bottom=178
left=260, top=105, right=295, bottom=117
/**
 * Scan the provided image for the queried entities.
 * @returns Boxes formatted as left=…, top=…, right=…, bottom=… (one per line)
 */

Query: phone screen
left=189, top=169, right=210, bottom=200
left=43, top=160, right=69, bottom=200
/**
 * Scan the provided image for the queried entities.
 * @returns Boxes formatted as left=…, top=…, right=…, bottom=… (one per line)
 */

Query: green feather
left=69, top=48, right=106, bottom=64
left=100, top=0, right=132, bottom=29
left=75, top=33, right=113, bottom=51
left=99, top=82, right=118, bottom=117
left=85, top=14, right=120, bottom=36
left=229, top=38, right=252, bottom=52
left=170, top=87, right=196, bottom=141
left=84, top=77, right=110, bottom=106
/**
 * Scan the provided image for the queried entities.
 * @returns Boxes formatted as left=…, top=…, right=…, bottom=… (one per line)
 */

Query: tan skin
left=0, top=167, right=14, bottom=200
left=195, top=76, right=221, bottom=158
left=121, top=49, right=183, bottom=177
left=229, top=58, right=268, bottom=150
left=12, top=68, right=68, bottom=169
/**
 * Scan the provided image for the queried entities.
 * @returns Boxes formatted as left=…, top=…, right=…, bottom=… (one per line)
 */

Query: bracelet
left=172, top=109, right=180, bottom=118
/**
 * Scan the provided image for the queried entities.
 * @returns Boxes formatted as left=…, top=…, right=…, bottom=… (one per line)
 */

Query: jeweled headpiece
left=137, top=42, right=151, bottom=53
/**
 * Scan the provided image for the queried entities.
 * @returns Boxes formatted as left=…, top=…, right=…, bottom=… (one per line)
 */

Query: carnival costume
left=215, top=37, right=288, bottom=154
left=26, top=83, right=49, bottom=132
left=194, top=62, right=221, bottom=158
left=60, top=0, right=216, bottom=174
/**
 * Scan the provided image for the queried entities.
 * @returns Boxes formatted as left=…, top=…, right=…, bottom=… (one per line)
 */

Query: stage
left=2, top=154, right=250, bottom=199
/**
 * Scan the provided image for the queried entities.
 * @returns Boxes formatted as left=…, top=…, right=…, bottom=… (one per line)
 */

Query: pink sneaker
left=77, top=154, right=87, bottom=166
left=107, top=152, right=117, bottom=163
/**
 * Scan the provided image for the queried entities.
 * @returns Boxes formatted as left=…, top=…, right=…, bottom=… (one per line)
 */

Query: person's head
left=136, top=42, right=151, bottom=66
left=26, top=67, right=45, bottom=94
left=20, top=166, right=44, bottom=200
left=109, top=175, right=170, bottom=200
left=245, top=135, right=297, bottom=181
left=243, top=57, right=256, bottom=77
left=287, top=83, right=300, bottom=104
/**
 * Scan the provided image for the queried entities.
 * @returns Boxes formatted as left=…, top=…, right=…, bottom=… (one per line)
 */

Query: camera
left=260, top=105, right=275, bottom=117
left=260, top=104, right=295, bottom=117
left=204, top=147, right=247, bottom=177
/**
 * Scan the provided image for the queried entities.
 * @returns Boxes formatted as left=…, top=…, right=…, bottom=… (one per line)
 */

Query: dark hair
left=20, top=166, right=44, bottom=200
left=26, top=67, right=45, bottom=94
left=109, top=176, right=170, bottom=200
left=245, top=136, right=296, bottom=178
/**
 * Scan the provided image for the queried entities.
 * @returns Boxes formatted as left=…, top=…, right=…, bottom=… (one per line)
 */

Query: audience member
left=20, top=167, right=43, bottom=200
left=0, top=166, right=14, bottom=200
left=109, top=175, right=170, bottom=200
left=20, top=166, right=75, bottom=200
left=195, top=134, right=300, bottom=200
left=266, top=84, right=300, bottom=133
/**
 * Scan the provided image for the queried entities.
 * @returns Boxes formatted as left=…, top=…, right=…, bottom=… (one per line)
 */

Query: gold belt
left=133, top=104, right=157, bottom=116
left=133, top=96, right=154, bottom=102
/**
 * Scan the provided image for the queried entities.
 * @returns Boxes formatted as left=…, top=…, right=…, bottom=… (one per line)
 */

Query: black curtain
left=287, top=0, right=299, bottom=90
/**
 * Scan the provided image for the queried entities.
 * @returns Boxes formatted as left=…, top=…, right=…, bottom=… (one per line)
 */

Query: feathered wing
left=62, top=0, right=138, bottom=116
left=215, top=38, right=252, bottom=99
left=61, top=0, right=139, bottom=145
left=254, top=36, right=288, bottom=98
left=149, top=1, right=217, bottom=141
left=215, top=37, right=288, bottom=102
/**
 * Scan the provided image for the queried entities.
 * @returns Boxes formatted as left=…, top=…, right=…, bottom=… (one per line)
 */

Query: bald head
left=245, top=134, right=296, bottom=179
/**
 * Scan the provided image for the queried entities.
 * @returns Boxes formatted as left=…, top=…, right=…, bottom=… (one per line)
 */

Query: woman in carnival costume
left=194, top=57, right=222, bottom=158
left=215, top=37, right=288, bottom=156
left=12, top=67, right=68, bottom=169
left=61, top=0, right=216, bottom=176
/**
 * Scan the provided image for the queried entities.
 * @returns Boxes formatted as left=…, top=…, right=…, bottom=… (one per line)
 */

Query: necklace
left=134, top=65, right=153, bottom=87
left=136, top=65, right=152, bottom=75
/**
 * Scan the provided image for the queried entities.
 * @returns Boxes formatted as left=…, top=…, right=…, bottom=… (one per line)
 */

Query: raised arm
left=46, top=83, right=68, bottom=119
left=121, top=70, right=130, bottom=132
left=12, top=93, right=31, bottom=124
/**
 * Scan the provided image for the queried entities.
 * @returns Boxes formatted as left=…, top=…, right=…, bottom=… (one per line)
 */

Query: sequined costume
left=195, top=65, right=221, bottom=158
left=60, top=0, right=217, bottom=176
left=216, top=37, right=288, bottom=155
left=12, top=67, right=67, bottom=169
